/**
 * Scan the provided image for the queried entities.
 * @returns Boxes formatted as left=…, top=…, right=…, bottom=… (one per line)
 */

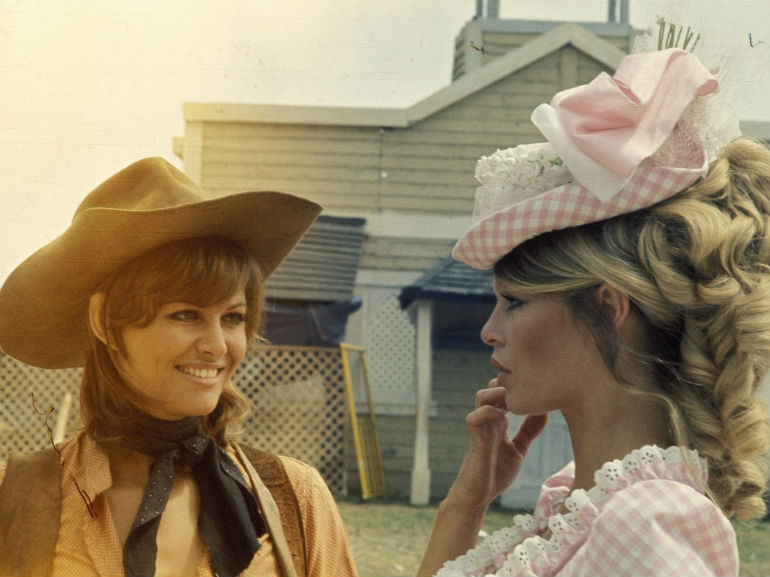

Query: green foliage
left=657, top=16, right=701, bottom=52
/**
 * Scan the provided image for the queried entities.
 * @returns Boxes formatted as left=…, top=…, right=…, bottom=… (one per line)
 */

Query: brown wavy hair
left=80, top=236, right=265, bottom=444
left=495, top=138, right=770, bottom=520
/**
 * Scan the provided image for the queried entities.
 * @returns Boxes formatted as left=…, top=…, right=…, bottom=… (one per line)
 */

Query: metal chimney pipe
left=608, top=0, right=630, bottom=24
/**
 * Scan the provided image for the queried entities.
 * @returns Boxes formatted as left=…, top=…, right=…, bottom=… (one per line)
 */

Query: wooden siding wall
left=347, top=349, right=496, bottom=499
left=194, top=48, right=613, bottom=274
left=197, top=122, right=381, bottom=208
left=359, top=237, right=455, bottom=272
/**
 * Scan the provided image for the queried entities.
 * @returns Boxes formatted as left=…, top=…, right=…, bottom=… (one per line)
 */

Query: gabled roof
left=183, top=23, right=626, bottom=130
left=399, top=254, right=494, bottom=309
left=407, top=22, right=625, bottom=124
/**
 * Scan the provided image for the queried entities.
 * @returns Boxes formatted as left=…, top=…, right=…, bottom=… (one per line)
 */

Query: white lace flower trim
left=499, top=536, right=548, bottom=577
left=591, top=444, right=705, bottom=497
left=471, top=143, right=573, bottom=223
left=433, top=445, right=706, bottom=577
left=435, top=513, right=535, bottom=577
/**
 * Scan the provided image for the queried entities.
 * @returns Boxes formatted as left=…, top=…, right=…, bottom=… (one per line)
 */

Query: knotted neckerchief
left=119, top=415, right=267, bottom=577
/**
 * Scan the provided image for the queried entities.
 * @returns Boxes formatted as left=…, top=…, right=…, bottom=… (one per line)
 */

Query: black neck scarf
left=118, top=415, right=266, bottom=577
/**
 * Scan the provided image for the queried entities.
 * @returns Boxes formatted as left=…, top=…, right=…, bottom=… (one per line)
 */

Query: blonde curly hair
left=495, top=138, right=770, bottom=520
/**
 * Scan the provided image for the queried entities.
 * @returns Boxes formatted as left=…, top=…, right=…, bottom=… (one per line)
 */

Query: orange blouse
left=0, top=433, right=358, bottom=577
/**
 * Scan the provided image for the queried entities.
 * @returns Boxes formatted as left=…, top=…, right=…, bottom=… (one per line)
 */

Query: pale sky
left=1, top=0, right=769, bottom=283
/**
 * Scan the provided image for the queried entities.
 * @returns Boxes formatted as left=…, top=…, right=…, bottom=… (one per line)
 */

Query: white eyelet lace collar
left=435, top=445, right=706, bottom=577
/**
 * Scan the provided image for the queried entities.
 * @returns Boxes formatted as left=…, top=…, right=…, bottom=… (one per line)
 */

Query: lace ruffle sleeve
left=558, top=478, right=738, bottom=577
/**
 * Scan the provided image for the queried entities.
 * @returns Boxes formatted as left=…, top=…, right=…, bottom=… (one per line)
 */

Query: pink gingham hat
left=453, top=48, right=740, bottom=270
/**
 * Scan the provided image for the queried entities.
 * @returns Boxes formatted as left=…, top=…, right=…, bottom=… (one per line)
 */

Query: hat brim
left=0, top=191, right=321, bottom=368
left=453, top=161, right=706, bottom=270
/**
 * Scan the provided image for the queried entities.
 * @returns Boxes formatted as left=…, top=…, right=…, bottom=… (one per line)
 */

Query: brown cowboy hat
left=0, top=157, right=322, bottom=369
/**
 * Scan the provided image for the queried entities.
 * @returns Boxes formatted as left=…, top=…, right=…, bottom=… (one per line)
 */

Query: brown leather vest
left=0, top=444, right=307, bottom=577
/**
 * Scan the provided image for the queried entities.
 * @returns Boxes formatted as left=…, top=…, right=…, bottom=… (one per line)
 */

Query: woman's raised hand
left=416, top=381, right=549, bottom=577
left=446, top=380, right=548, bottom=512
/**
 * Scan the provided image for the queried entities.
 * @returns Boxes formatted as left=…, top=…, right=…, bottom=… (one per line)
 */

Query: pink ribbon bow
left=532, top=48, right=718, bottom=201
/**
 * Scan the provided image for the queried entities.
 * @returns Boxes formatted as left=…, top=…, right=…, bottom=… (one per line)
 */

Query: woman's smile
left=177, top=365, right=224, bottom=380
left=116, top=290, right=248, bottom=420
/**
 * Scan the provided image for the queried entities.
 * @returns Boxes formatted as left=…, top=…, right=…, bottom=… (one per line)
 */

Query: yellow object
left=339, top=343, right=386, bottom=500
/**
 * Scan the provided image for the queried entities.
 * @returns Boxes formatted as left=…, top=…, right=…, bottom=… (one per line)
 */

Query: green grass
left=337, top=498, right=770, bottom=577
left=734, top=518, right=770, bottom=577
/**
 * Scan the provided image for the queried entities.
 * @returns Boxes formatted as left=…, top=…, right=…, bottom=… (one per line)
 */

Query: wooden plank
left=358, top=255, right=446, bottom=272
left=383, top=127, right=542, bottom=146
left=421, top=98, right=545, bottom=120
left=377, top=167, right=472, bottom=186
left=202, top=121, right=380, bottom=142
left=201, top=138, right=382, bottom=156
left=364, top=237, right=455, bottom=256
left=202, top=163, right=380, bottom=184
left=577, top=53, right=615, bottom=83
left=378, top=140, right=516, bottom=158
left=201, top=175, right=380, bottom=193
left=560, top=46, right=579, bottom=91
left=201, top=150, right=380, bottom=170
left=378, top=195, right=474, bottom=213
left=378, top=144, right=497, bottom=162
left=201, top=184, right=381, bottom=209
left=406, top=117, right=535, bottom=135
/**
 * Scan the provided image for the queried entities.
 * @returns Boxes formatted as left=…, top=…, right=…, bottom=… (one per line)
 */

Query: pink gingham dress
left=435, top=445, right=738, bottom=577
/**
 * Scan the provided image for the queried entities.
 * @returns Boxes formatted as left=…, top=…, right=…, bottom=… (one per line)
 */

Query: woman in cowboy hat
left=417, top=32, right=769, bottom=577
left=0, top=158, right=359, bottom=577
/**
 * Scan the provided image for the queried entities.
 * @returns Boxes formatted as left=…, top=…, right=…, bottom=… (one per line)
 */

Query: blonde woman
left=419, top=42, right=769, bottom=577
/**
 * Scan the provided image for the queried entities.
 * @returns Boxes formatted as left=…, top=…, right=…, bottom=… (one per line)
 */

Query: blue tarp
left=399, top=255, right=494, bottom=309
left=263, top=298, right=362, bottom=347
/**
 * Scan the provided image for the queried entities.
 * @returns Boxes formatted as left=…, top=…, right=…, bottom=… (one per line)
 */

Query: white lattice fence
left=0, top=353, right=82, bottom=457
left=0, top=345, right=348, bottom=495
left=366, top=292, right=416, bottom=413
left=234, top=345, right=347, bottom=495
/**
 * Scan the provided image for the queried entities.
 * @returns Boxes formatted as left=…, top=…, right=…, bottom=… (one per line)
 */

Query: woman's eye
left=502, top=295, right=523, bottom=312
left=169, top=309, right=199, bottom=322
left=223, top=312, right=246, bottom=326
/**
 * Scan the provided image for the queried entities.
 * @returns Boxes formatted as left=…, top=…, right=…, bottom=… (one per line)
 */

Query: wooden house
left=172, top=17, right=640, bottom=504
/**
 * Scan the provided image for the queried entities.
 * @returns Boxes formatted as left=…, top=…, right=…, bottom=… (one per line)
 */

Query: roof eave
left=406, top=22, right=627, bottom=125
left=183, top=101, right=410, bottom=128
left=181, top=23, right=626, bottom=131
